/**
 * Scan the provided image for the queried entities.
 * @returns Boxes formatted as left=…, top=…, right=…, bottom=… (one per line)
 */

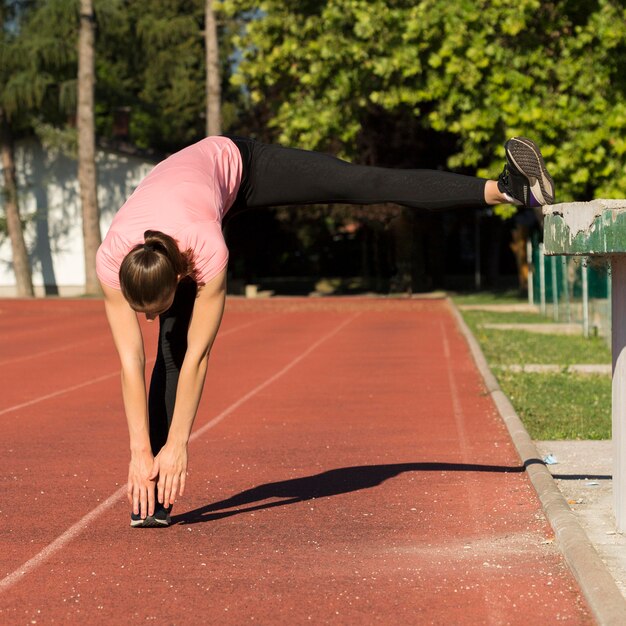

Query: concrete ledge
left=543, top=199, right=626, bottom=256
left=449, top=298, right=626, bottom=626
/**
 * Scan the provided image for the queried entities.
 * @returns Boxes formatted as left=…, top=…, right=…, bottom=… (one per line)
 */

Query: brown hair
left=119, top=230, right=196, bottom=310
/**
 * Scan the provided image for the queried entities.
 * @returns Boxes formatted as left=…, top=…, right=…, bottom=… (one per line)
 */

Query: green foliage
left=1, top=0, right=78, bottom=127
left=94, top=0, right=243, bottom=150
left=1, top=0, right=241, bottom=152
left=219, top=0, right=626, bottom=200
left=115, top=1, right=207, bottom=150
left=32, top=119, right=77, bottom=157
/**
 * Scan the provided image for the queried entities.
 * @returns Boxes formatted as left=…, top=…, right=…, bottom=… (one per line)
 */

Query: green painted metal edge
left=543, top=199, right=626, bottom=256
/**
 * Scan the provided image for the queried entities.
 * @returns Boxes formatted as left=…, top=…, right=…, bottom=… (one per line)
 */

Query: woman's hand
left=150, top=441, right=188, bottom=506
left=128, top=449, right=156, bottom=519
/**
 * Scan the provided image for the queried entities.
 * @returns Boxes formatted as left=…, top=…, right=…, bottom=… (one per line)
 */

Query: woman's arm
left=149, top=269, right=227, bottom=507
left=101, top=283, right=156, bottom=519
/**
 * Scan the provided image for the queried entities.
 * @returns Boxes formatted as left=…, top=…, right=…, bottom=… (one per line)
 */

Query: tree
left=0, top=1, right=34, bottom=296
left=1, top=0, right=82, bottom=296
left=0, top=110, right=34, bottom=296
left=219, top=0, right=626, bottom=200
left=215, top=0, right=626, bottom=291
left=122, top=0, right=206, bottom=152
left=77, top=0, right=101, bottom=295
left=97, top=0, right=239, bottom=150
left=205, top=0, right=221, bottom=135
left=3, top=0, right=238, bottom=294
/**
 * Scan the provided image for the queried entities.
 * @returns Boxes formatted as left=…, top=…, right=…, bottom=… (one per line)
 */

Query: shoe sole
left=130, top=515, right=170, bottom=528
left=505, top=137, right=555, bottom=205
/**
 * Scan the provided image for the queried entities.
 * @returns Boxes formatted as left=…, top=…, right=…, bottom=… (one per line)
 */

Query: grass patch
left=451, top=291, right=525, bottom=306
left=461, top=309, right=554, bottom=326
left=453, top=292, right=612, bottom=440
left=472, top=328, right=610, bottom=366
left=459, top=307, right=610, bottom=366
left=496, top=371, right=611, bottom=440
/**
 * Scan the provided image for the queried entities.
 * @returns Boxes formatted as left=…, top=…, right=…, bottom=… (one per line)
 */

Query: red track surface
left=0, top=297, right=591, bottom=624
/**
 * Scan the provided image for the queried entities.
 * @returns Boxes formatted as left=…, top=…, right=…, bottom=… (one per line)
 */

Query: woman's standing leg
left=148, top=278, right=197, bottom=456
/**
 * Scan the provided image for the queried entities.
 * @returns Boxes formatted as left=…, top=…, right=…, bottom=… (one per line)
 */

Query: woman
left=96, top=135, right=554, bottom=527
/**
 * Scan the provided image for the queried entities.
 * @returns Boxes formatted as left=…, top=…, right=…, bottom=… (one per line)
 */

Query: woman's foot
left=497, top=137, right=555, bottom=207
left=130, top=502, right=172, bottom=528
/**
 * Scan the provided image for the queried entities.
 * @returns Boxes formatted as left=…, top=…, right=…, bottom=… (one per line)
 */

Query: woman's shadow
left=173, top=461, right=527, bottom=525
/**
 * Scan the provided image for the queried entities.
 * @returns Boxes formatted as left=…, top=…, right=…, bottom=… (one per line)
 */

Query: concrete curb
left=449, top=299, right=626, bottom=626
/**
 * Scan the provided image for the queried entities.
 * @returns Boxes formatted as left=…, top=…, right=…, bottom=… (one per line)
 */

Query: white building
left=0, top=139, right=154, bottom=296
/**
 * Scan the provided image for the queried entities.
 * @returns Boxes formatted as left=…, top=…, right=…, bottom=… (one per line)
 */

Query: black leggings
left=228, top=135, right=487, bottom=213
left=148, top=137, right=489, bottom=453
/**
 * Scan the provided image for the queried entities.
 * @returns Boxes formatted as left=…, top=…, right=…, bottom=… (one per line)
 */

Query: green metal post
left=527, top=239, right=534, bottom=306
left=551, top=255, right=559, bottom=321
left=582, top=257, right=589, bottom=338
left=562, top=256, right=571, bottom=322
left=539, top=243, right=546, bottom=315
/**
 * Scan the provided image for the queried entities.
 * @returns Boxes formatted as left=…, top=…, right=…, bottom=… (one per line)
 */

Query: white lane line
left=217, top=317, right=268, bottom=338
left=0, top=337, right=107, bottom=368
left=0, top=318, right=272, bottom=418
left=190, top=313, right=359, bottom=441
left=0, top=488, right=127, bottom=593
left=440, top=317, right=503, bottom=626
left=0, top=313, right=358, bottom=594
left=0, top=316, right=262, bottom=369
left=440, top=320, right=470, bottom=456
left=0, top=371, right=122, bottom=417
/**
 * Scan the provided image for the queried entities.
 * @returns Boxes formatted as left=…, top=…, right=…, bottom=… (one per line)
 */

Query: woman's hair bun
left=119, top=230, right=198, bottom=308
left=142, top=230, right=185, bottom=274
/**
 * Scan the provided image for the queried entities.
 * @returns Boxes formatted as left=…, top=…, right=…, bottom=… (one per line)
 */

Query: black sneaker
left=130, top=502, right=172, bottom=528
left=497, top=137, right=555, bottom=207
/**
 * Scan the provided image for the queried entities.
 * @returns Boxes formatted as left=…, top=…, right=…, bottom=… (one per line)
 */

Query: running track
left=0, top=297, right=592, bottom=624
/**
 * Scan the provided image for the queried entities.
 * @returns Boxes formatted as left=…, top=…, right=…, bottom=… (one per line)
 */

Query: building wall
left=0, top=139, right=154, bottom=296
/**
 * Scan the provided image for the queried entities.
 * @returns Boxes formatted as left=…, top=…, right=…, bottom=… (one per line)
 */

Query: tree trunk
left=205, top=0, right=221, bottom=136
left=77, top=0, right=101, bottom=295
left=0, top=110, right=34, bottom=297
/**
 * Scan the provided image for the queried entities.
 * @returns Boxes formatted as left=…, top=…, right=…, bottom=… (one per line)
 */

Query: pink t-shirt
left=96, top=136, right=242, bottom=289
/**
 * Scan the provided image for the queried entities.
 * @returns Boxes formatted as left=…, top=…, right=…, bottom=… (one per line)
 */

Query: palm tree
left=0, top=2, right=34, bottom=296
left=0, top=109, right=34, bottom=297
left=205, top=0, right=221, bottom=136
left=77, top=0, right=101, bottom=295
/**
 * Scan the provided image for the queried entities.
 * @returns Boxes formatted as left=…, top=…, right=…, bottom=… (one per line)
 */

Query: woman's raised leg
left=234, top=140, right=493, bottom=212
